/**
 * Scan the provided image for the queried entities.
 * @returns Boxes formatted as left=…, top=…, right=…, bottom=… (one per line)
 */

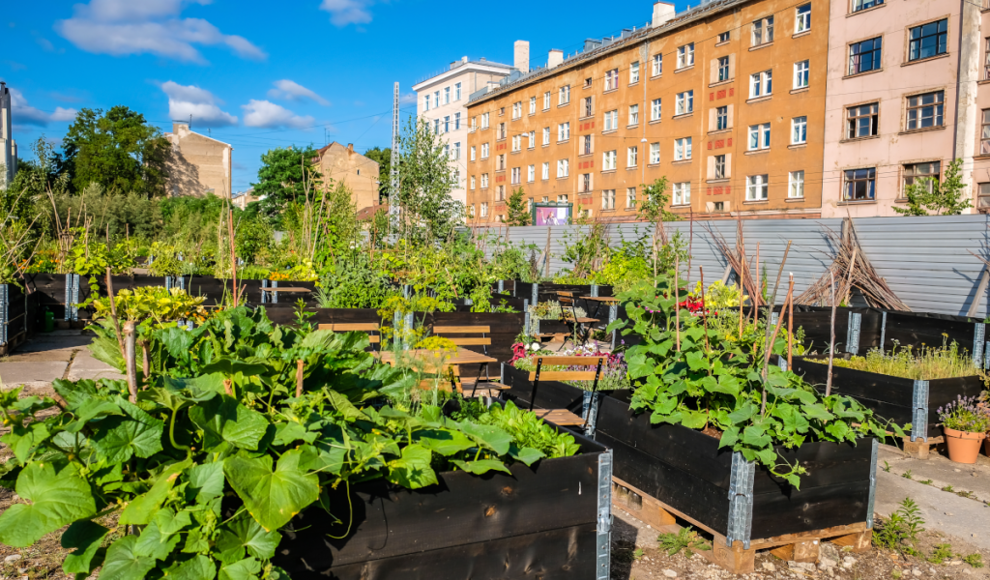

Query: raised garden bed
left=0, top=283, right=39, bottom=355
left=274, top=428, right=611, bottom=580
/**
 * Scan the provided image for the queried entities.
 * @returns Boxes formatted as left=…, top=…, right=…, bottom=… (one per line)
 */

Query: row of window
left=848, top=18, right=948, bottom=77
left=423, top=82, right=463, bottom=111
left=432, top=113, right=462, bottom=134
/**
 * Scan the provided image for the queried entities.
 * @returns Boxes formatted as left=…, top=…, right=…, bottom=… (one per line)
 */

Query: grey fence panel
left=852, top=215, right=990, bottom=318
left=742, top=219, right=843, bottom=300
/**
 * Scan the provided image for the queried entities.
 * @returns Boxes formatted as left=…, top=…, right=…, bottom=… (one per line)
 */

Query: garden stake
left=686, top=207, right=694, bottom=286
left=753, top=243, right=761, bottom=326
left=844, top=247, right=859, bottom=305
left=296, top=360, right=304, bottom=397
left=760, top=241, right=791, bottom=373
left=105, top=268, right=125, bottom=358
left=760, top=279, right=791, bottom=415
left=826, top=269, right=837, bottom=396
left=674, top=255, right=681, bottom=352
left=700, top=266, right=709, bottom=353
left=123, top=321, right=138, bottom=403
left=788, top=275, right=795, bottom=368
left=228, top=207, right=237, bottom=307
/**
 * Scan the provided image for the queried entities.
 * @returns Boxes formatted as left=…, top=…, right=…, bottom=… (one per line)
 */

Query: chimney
left=547, top=49, right=564, bottom=69
left=652, top=1, right=675, bottom=27
left=347, top=143, right=354, bottom=152
left=462, top=56, right=468, bottom=63
left=514, top=40, right=530, bottom=73
left=172, top=122, right=189, bottom=135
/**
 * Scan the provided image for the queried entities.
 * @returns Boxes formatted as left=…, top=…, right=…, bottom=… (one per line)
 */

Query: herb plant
left=813, top=340, right=977, bottom=380
left=938, top=395, right=990, bottom=433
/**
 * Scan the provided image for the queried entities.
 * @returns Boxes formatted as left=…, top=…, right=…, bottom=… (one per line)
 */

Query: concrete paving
left=0, top=330, right=121, bottom=388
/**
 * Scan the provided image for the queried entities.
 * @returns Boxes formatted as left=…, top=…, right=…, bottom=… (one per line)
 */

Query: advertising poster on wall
left=532, top=203, right=572, bottom=226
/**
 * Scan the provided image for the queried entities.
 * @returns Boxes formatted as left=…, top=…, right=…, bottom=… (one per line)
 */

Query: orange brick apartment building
left=466, top=0, right=827, bottom=224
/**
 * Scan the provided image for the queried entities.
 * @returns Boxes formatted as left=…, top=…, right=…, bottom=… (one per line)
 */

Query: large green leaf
left=120, top=458, right=192, bottom=525
left=61, top=520, right=109, bottom=575
left=0, top=462, right=96, bottom=547
left=185, top=461, right=226, bottom=504
left=451, top=459, right=511, bottom=475
left=92, top=399, right=164, bottom=463
left=218, top=557, right=261, bottom=580
left=98, top=536, right=157, bottom=580
left=415, top=429, right=475, bottom=456
left=132, top=521, right=180, bottom=561
left=456, top=422, right=511, bottom=455
left=164, top=555, right=217, bottom=580
left=216, top=514, right=280, bottom=561
left=224, top=449, right=320, bottom=532
left=189, top=396, right=269, bottom=450
left=387, top=444, right=438, bottom=489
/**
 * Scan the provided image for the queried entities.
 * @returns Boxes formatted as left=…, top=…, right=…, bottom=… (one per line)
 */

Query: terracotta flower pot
left=943, top=427, right=986, bottom=464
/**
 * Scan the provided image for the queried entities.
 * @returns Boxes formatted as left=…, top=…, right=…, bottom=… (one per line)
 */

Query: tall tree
left=506, top=187, right=531, bottom=226
left=893, top=158, right=972, bottom=216
left=252, top=146, right=322, bottom=221
left=363, top=146, right=391, bottom=202
left=394, top=118, right=461, bottom=242
left=61, top=106, right=172, bottom=197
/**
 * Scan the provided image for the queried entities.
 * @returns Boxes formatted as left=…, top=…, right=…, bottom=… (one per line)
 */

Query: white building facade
left=413, top=44, right=527, bottom=207
left=0, top=82, right=17, bottom=190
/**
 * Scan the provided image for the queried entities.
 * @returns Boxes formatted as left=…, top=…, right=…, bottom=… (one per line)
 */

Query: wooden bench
left=317, top=323, right=381, bottom=349
left=432, top=325, right=507, bottom=398
left=527, top=356, right=605, bottom=427
left=556, top=291, right=600, bottom=343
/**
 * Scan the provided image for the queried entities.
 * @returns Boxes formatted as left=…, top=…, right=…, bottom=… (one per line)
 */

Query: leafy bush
left=938, top=395, right=990, bottom=433
left=817, top=340, right=976, bottom=380
left=873, top=498, right=925, bottom=555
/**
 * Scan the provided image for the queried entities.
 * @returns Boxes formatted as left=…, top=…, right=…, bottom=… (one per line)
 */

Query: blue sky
left=2, top=0, right=671, bottom=193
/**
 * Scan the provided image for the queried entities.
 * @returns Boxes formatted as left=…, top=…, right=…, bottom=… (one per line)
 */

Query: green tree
left=638, top=177, right=678, bottom=224
left=893, top=158, right=972, bottom=216
left=61, top=107, right=172, bottom=196
left=252, top=146, right=322, bottom=221
left=506, top=187, right=530, bottom=226
left=394, top=118, right=461, bottom=242
left=363, top=146, right=391, bottom=202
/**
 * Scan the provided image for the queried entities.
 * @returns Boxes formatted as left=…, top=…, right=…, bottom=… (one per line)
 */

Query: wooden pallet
left=611, top=476, right=871, bottom=575
left=0, top=330, right=27, bottom=357
left=902, top=435, right=945, bottom=460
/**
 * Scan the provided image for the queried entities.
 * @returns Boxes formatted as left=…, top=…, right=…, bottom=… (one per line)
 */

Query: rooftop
left=413, top=57, right=515, bottom=90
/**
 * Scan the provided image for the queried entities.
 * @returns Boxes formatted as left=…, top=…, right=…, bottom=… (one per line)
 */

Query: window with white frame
left=481, top=113, right=490, bottom=129
left=752, top=16, right=774, bottom=47
left=470, top=175, right=476, bottom=190
left=677, top=43, right=695, bottom=68
left=497, top=122, right=506, bottom=139
left=795, top=4, right=811, bottom=33
left=603, top=150, right=617, bottom=171
left=423, top=95, right=430, bottom=111
left=981, top=109, right=990, bottom=154
left=444, top=87, right=450, bottom=104
left=544, top=91, right=551, bottom=110
left=455, top=82, right=462, bottom=100
left=558, top=194, right=569, bottom=203
left=714, top=154, right=726, bottom=179
left=676, top=91, right=694, bottom=115
left=453, top=168, right=460, bottom=185
left=791, top=116, right=807, bottom=144
left=674, top=137, right=692, bottom=160
left=604, top=109, right=618, bottom=131
left=528, top=130, right=536, bottom=148
left=626, top=187, right=637, bottom=208
left=906, top=91, right=944, bottom=130
left=481, top=173, right=489, bottom=188
left=481, top=143, right=490, bottom=158
left=627, top=146, right=638, bottom=167
left=847, top=102, right=879, bottom=138
left=444, top=116, right=450, bottom=132
left=511, top=167, right=521, bottom=185
left=470, top=145, right=476, bottom=161
left=793, top=60, right=809, bottom=89
left=980, top=183, right=990, bottom=209
left=583, top=135, right=593, bottom=155
left=528, top=164, right=535, bottom=182
left=433, top=91, right=439, bottom=107
left=530, top=96, right=537, bottom=114
left=496, top=185, right=505, bottom=201
left=629, top=104, right=639, bottom=125
left=542, top=162, right=550, bottom=180
left=716, top=106, right=729, bottom=130
left=746, top=175, right=769, bottom=200
left=652, top=53, right=663, bottom=76
left=558, top=122, right=570, bottom=141
left=543, top=127, right=551, bottom=145
left=651, top=98, right=662, bottom=121
left=583, top=96, right=593, bottom=118
left=455, top=112, right=461, bottom=130
left=605, top=68, right=619, bottom=91
left=559, top=85, right=571, bottom=105
left=580, top=173, right=592, bottom=193
left=673, top=182, right=691, bottom=205
left=718, top=31, right=730, bottom=43
left=750, top=70, right=773, bottom=98
left=434, top=119, right=440, bottom=134
left=557, top=159, right=569, bottom=177
left=453, top=142, right=461, bottom=159
left=497, top=154, right=506, bottom=170
left=512, top=135, right=521, bottom=152
left=749, top=123, right=771, bottom=150
left=985, top=39, right=990, bottom=80
left=717, top=56, right=730, bottom=82
left=630, top=61, right=640, bottom=84
left=602, top=189, right=616, bottom=210
left=650, top=142, right=660, bottom=164
left=512, top=102, right=522, bottom=119
left=789, top=170, right=805, bottom=198
left=481, top=202, right=489, bottom=217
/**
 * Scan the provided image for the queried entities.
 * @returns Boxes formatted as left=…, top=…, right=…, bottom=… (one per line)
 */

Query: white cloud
left=242, top=100, right=314, bottom=129
left=267, top=79, right=330, bottom=106
left=319, top=0, right=374, bottom=27
left=55, top=0, right=265, bottom=64
left=161, top=81, right=237, bottom=127
left=8, top=88, right=77, bottom=126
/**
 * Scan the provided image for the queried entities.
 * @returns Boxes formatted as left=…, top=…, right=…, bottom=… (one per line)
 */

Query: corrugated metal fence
left=472, top=215, right=990, bottom=318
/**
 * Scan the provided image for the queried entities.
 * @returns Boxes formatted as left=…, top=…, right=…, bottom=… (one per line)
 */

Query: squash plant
left=608, top=276, right=900, bottom=487
left=0, top=307, right=579, bottom=579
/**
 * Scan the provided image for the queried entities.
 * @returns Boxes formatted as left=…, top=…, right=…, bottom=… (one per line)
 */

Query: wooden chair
left=431, top=325, right=505, bottom=398
left=556, top=291, right=599, bottom=343
left=317, top=323, right=381, bottom=351
left=527, top=356, right=605, bottom=427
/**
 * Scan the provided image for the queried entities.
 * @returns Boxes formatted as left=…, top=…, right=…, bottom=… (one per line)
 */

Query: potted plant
left=938, top=395, right=990, bottom=463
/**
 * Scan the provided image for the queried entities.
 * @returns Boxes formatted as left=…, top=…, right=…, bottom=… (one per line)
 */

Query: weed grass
left=811, top=341, right=977, bottom=380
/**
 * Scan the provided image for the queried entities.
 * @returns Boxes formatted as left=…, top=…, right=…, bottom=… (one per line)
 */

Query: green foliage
left=637, top=177, right=678, bottom=224
left=893, top=159, right=972, bottom=216
left=657, top=527, right=710, bottom=557
left=317, top=252, right=396, bottom=309
left=91, top=287, right=207, bottom=324
left=252, top=146, right=322, bottom=221
left=61, top=106, right=172, bottom=197
left=0, top=307, right=581, bottom=577
left=817, top=340, right=976, bottom=380
left=363, top=146, right=391, bottom=201
left=609, top=273, right=898, bottom=488
left=506, top=187, right=531, bottom=226
left=873, top=498, right=925, bottom=555
left=394, top=117, right=461, bottom=242
left=927, top=543, right=955, bottom=564
left=964, top=553, right=985, bottom=568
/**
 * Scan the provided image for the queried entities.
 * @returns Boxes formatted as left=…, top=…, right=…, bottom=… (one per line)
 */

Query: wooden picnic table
left=260, top=287, right=312, bottom=293
left=378, top=347, right=497, bottom=369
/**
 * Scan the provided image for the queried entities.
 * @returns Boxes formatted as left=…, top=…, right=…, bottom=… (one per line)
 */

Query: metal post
left=972, top=323, right=986, bottom=369
left=726, top=452, right=755, bottom=549
left=911, top=380, right=930, bottom=442
left=272, top=280, right=279, bottom=304
left=846, top=312, right=862, bottom=355
left=532, top=283, right=538, bottom=307
left=608, top=304, right=618, bottom=350
left=591, top=283, right=599, bottom=298
left=0, top=284, right=8, bottom=345
left=389, top=82, right=401, bottom=233
left=261, top=279, right=268, bottom=304
left=403, top=312, right=414, bottom=351
left=866, top=438, right=879, bottom=529
left=70, top=274, right=80, bottom=321
left=595, top=450, right=613, bottom=580
left=64, top=273, right=72, bottom=321
left=497, top=280, right=504, bottom=294
left=879, top=311, right=888, bottom=354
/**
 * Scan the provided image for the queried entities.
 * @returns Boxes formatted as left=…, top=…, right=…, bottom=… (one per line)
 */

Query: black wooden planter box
left=273, top=430, right=611, bottom=580
left=790, top=357, right=984, bottom=442
left=0, top=283, right=39, bottom=354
